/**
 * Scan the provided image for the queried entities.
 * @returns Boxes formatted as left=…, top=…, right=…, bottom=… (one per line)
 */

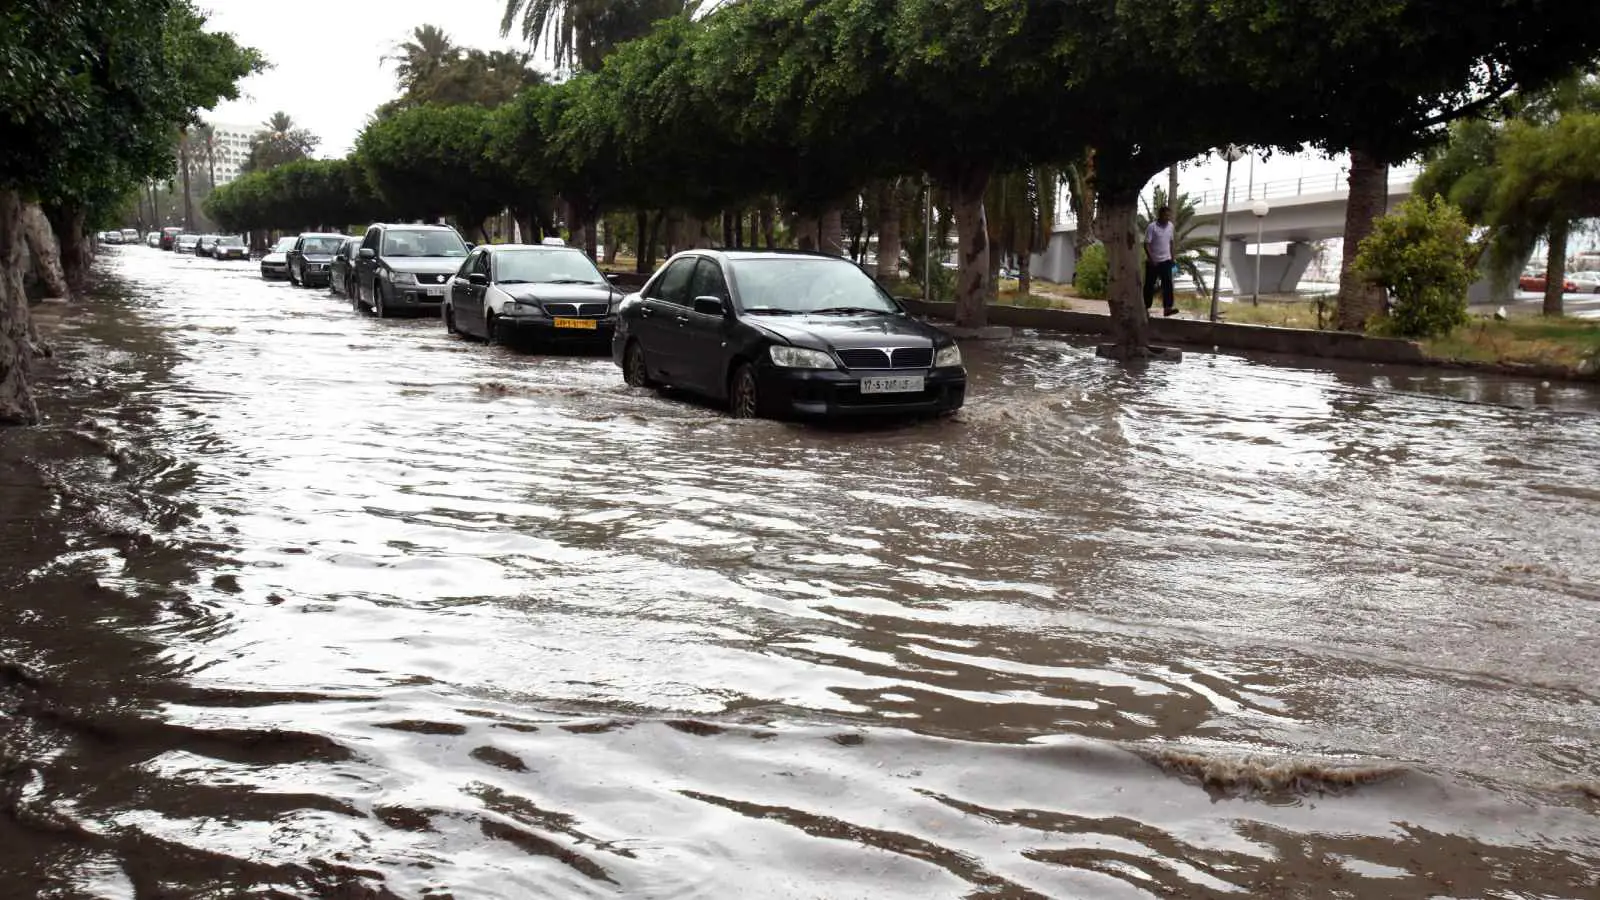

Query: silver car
left=174, top=233, right=200, bottom=253
left=259, top=236, right=295, bottom=280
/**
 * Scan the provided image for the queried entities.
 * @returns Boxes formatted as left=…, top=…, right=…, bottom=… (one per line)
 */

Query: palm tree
left=244, top=112, right=318, bottom=174
left=386, top=25, right=460, bottom=94
left=501, top=0, right=700, bottom=72
left=1136, top=187, right=1218, bottom=299
left=987, top=166, right=1060, bottom=296
left=198, top=123, right=218, bottom=190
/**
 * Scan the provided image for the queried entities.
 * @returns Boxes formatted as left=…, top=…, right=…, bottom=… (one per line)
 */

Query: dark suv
left=352, top=223, right=470, bottom=317
left=287, top=233, right=347, bottom=288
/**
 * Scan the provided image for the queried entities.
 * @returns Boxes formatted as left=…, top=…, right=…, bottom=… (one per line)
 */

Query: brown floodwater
left=2, top=246, right=1598, bottom=899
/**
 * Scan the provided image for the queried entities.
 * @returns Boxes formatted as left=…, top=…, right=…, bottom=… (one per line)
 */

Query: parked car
left=98, top=230, right=123, bottom=245
left=159, top=226, right=184, bottom=250
left=353, top=223, right=470, bottom=317
left=213, top=235, right=249, bottom=261
left=613, top=249, right=966, bottom=419
left=193, top=234, right=218, bottom=257
left=329, top=237, right=362, bottom=298
left=287, top=233, right=347, bottom=288
left=174, top=233, right=200, bottom=254
left=443, top=244, right=623, bottom=346
left=145, top=232, right=161, bottom=248
left=1519, top=271, right=1578, bottom=293
left=259, top=236, right=296, bottom=280
left=120, top=228, right=139, bottom=243
left=1568, top=270, right=1600, bottom=294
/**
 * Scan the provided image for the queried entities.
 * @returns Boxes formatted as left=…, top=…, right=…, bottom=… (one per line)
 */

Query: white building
left=183, top=120, right=257, bottom=187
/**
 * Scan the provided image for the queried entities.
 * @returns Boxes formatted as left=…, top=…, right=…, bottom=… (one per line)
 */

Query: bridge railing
left=1190, top=164, right=1422, bottom=209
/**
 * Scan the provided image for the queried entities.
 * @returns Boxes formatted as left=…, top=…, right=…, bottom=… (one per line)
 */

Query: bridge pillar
left=1030, top=229, right=1077, bottom=284
left=1222, top=239, right=1316, bottom=296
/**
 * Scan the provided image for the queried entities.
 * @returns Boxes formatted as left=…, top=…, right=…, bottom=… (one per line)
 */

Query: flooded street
left=3, top=246, right=1599, bottom=898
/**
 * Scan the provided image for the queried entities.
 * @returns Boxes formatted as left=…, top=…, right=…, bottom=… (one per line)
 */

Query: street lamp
left=1209, top=144, right=1245, bottom=323
left=1250, top=199, right=1269, bottom=306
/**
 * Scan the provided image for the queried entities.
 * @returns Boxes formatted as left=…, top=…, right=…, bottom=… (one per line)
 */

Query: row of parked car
left=253, top=223, right=967, bottom=420
left=1519, top=269, right=1600, bottom=294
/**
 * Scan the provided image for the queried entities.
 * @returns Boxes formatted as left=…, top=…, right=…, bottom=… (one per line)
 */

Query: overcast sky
left=197, top=1, right=1346, bottom=200
left=200, top=0, right=545, bottom=157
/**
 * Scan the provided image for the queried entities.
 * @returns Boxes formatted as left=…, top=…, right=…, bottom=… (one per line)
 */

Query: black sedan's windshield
left=300, top=237, right=343, bottom=255
left=730, top=258, right=899, bottom=315
left=494, top=249, right=605, bottom=285
left=382, top=229, right=467, bottom=258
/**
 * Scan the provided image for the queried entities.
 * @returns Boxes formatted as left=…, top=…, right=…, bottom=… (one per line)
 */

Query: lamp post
left=922, top=174, right=933, bottom=304
left=1209, top=144, right=1245, bottom=323
left=1250, top=199, right=1269, bottom=306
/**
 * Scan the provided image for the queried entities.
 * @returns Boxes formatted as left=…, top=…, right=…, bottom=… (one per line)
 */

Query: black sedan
left=287, top=233, right=346, bottom=288
left=444, top=244, right=623, bottom=347
left=613, top=249, right=965, bottom=419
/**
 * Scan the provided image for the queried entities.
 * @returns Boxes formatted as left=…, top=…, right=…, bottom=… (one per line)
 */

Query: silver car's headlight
left=769, top=345, right=836, bottom=369
left=934, top=343, right=962, bottom=368
left=390, top=271, right=417, bottom=285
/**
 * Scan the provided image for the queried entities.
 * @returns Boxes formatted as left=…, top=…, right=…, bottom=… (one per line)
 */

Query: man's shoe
left=1162, top=307, right=1180, bottom=317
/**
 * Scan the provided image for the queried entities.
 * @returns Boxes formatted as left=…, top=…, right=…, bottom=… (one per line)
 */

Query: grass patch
left=1422, top=317, right=1600, bottom=369
left=1173, top=294, right=1336, bottom=330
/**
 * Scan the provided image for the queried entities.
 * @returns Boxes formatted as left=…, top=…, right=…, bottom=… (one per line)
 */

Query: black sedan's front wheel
left=623, top=340, right=656, bottom=388
left=729, top=363, right=771, bottom=420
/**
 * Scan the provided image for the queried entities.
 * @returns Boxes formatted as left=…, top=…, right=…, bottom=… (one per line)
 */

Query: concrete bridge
left=1030, top=166, right=1421, bottom=295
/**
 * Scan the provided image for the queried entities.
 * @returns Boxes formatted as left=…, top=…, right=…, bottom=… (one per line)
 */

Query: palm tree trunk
left=1335, top=148, right=1389, bottom=331
left=1019, top=219, right=1034, bottom=297
left=0, top=188, right=41, bottom=425
left=1544, top=220, right=1569, bottom=317
left=950, top=164, right=992, bottom=328
left=875, top=180, right=902, bottom=283
left=1167, top=164, right=1179, bottom=210
left=1099, top=186, right=1150, bottom=360
left=179, top=131, right=196, bottom=232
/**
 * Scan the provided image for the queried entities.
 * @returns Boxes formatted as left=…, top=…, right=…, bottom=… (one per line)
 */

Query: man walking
left=1144, top=205, right=1179, bottom=317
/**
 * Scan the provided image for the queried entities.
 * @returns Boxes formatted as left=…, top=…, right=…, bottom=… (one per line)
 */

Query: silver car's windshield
left=730, top=258, right=899, bottom=315
left=219, top=236, right=244, bottom=247
left=272, top=237, right=296, bottom=251
left=300, top=237, right=343, bottom=255
left=382, top=229, right=467, bottom=258
left=494, top=249, right=605, bottom=285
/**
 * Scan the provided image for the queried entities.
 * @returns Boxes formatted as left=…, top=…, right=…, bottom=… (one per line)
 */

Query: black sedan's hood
left=748, top=312, right=946, bottom=350
left=501, top=283, right=621, bottom=304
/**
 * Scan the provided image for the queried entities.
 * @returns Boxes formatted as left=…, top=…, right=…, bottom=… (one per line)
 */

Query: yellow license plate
left=553, top=317, right=597, bottom=330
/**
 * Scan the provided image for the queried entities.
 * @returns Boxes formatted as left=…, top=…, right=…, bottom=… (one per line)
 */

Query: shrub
left=1076, top=242, right=1108, bottom=299
left=1355, top=195, right=1475, bottom=338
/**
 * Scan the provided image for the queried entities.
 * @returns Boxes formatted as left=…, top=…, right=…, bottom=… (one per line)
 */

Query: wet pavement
left=2, top=245, right=1598, bottom=898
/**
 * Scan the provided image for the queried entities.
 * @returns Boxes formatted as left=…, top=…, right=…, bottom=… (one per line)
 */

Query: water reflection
left=0, top=247, right=1596, bottom=897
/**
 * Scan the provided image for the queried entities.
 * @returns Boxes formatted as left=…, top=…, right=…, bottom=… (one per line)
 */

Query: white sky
left=198, top=1, right=1346, bottom=194
left=200, top=0, right=545, bottom=157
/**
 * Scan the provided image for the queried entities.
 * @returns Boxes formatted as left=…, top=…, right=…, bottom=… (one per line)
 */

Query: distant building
left=180, top=120, right=258, bottom=187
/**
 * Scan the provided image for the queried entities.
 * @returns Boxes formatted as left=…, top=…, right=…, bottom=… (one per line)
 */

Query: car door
left=635, top=257, right=698, bottom=384
left=356, top=227, right=381, bottom=305
left=451, top=250, right=484, bottom=335
left=680, top=258, right=735, bottom=394
left=288, top=236, right=304, bottom=281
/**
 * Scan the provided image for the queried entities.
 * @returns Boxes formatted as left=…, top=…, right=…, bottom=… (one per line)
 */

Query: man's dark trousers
left=1144, top=260, right=1175, bottom=312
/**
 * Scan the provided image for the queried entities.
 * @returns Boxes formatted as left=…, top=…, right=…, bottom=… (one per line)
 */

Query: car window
left=300, top=237, right=344, bottom=255
left=729, top=257, right=899, bottom=314
left=689, top=259, right=730, bottom=302
left=648, top=257, right=698, bottom=306
left=472, top=252, right=492, bottom=276
left=381, top=228, right=467, bottom=258
left=362, top=227, right=380, bottom=252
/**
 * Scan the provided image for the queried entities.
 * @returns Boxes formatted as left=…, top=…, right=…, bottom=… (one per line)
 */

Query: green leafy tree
left=1488, top=111, right=1600, bottom=316
left=1355, top=195, right=1475, bottom=338
left=244, top=112, right=319, bottom=174
left=356, top=104, right=511, bottom=237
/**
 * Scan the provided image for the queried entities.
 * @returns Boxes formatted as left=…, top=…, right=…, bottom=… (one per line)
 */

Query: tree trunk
left=0, top=189, right=41, bottom=425
left=820, top=208, right=845, bottom=256
left=734, top=210, right=744, bottom=249
left=634, top=210, right=653, bottom=272
left=22, top=204, right=70, bottom=299
left=1167, top=164, right=1179, bottom=208
left=721, top=211, right=734, bottom=248
left=44, top=205, right=91, bottom=297
left=1335, top=149, right=1389, bottom=331
left=1099, top=188, right=1150, bottom=360
left=1543, top=220, right=1569, bottom=317
left=760, top=201, right=775, bottom=249
left=950, top=165, right=992, bottom=328
left=645, top=211, right=664, bottom=269
left=876, top=180, right=902, bottom=283
left=1019, top=243, right=1033, bottom=297
left=1071, top=149, right=1097, bottom=282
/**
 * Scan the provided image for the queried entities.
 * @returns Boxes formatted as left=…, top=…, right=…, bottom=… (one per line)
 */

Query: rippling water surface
left=2, top=247, right=1598, bottom=898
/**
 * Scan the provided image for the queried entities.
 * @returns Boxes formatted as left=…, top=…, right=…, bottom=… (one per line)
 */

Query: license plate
left=553, top=317, right=597, bottom=330
left=860, top=375, right=924, bottom=394
left=425, top=286, right=445, bottom=296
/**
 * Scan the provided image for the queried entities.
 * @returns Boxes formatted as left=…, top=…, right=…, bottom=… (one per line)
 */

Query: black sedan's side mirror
left=693, top=295, right=730, bottom=317
left=467, top=273, right=489, bottom=286
left=358, top=248, right=376, bottom=260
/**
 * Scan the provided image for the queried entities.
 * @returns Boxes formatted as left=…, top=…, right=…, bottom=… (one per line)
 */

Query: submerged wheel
left=623, top=340, right=655, bottom=387
left=484, top=312, right=498, bottom=344
left=374, top=285, right=390, bottom=318
left=729, top=363, right=766, bottom=420
left=444, top=306, right=458, bottom=335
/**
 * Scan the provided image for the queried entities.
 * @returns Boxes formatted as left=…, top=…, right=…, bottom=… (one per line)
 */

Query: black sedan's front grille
left=544, top=302, right=609, bottom=317
left=835, top=347, right=933, bottom=370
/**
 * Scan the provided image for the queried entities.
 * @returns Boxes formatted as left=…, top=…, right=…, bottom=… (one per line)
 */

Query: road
left=2, top=245, right=1598, bottom=898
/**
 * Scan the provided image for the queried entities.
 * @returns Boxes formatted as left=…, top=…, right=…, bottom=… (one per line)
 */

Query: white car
left=260, top=236, right=296, bottom=280
left=174, top=233, right=200, bottom=253
left=1569, top=270, right=1600, bottom=294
